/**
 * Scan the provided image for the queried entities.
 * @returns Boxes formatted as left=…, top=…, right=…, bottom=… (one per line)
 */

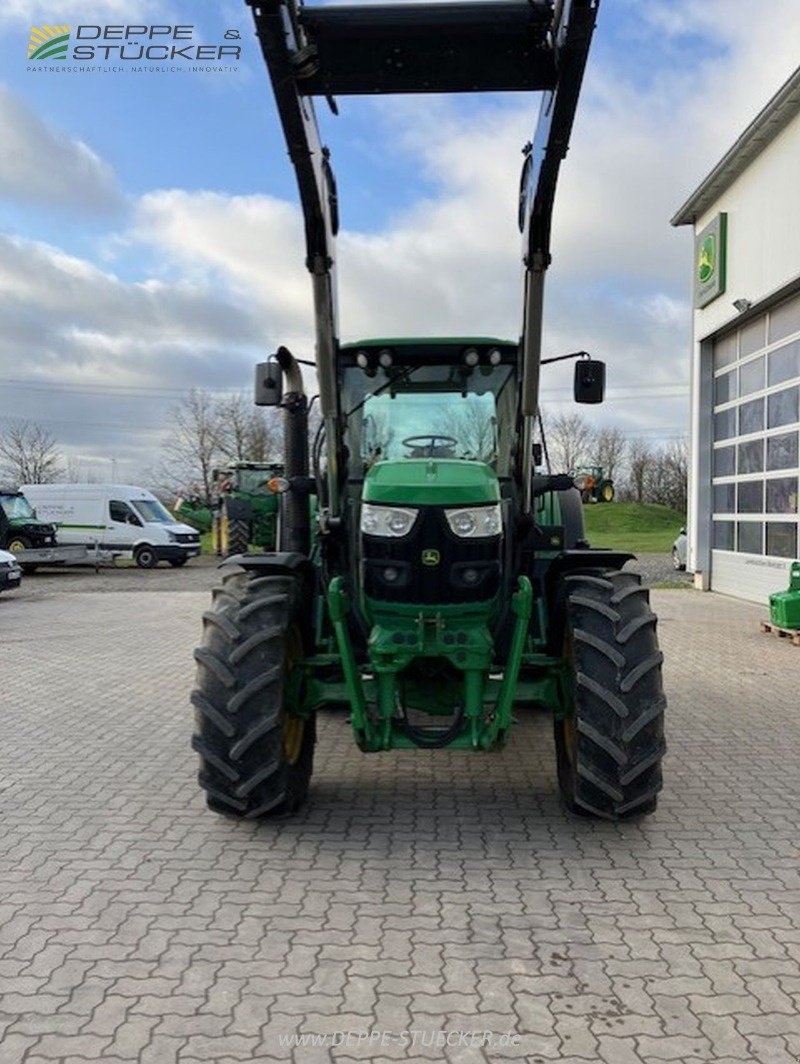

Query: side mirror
left=255, top=360, right=283, bottom=407
left=574, top=359, right=606, bottom=404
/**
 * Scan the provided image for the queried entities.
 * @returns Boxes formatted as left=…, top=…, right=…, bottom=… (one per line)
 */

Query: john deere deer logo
left=421, top=549, right=440, bottom=567
left=28, top=25, right=71, bottom=61
left=697, top=234, right=715, bottom=285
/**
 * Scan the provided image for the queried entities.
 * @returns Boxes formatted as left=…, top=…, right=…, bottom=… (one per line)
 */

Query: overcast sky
left=1, top=0, right=800, bottom=484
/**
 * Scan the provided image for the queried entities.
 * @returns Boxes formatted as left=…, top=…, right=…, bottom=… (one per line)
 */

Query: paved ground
left=1, top=572, right=799, bottom=1064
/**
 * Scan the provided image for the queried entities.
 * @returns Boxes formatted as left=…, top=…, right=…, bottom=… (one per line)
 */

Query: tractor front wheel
left=555, top=569, right=666, bottom=819
left=191, top=569, right=315, bottom=818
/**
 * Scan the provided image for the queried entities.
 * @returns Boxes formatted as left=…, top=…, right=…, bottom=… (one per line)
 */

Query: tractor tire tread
left=556, top=569, right=666, bottom=820
left=191, top=570, right=315, bottom=818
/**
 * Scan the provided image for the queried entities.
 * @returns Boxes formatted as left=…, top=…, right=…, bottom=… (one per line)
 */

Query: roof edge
left=671, top=64, right=800, bottom=227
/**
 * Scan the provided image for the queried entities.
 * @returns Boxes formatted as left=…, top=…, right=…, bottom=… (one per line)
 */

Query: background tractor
left=176, top=462, right=283, bottom=556
left=210, top=462, right=283, bottom=558
left=573, top=465, right=615, bottom=503
left=0, top=489, right=58, bottom=560
left=191, top=0, right=666, bottom=822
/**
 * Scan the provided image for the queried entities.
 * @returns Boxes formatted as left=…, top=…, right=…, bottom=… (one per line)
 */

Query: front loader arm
left=519, top=0, right=599, bottom=511
left=248, top=0, right=342, bottom=513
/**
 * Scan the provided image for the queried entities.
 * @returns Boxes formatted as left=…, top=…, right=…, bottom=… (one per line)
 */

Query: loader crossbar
left=290, top=2, right=556, bottom=96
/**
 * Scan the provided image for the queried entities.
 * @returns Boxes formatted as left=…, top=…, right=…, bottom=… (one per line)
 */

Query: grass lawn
left=583, top=502, right=684, bottom=554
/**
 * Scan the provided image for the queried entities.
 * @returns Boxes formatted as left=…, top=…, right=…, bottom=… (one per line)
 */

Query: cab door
left=107, top=499, right=143, bottom=549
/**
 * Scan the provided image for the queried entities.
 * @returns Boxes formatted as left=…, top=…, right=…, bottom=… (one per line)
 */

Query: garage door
left=711, top=292, right=800, bottom=602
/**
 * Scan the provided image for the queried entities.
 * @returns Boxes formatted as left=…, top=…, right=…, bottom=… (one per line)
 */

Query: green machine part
left=770, top=562, right=800, bottom=629
left=173, top=498, right=214, bottom=534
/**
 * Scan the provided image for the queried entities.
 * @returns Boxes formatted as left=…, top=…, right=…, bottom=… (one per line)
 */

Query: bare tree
left=545, top=411, right=595, bottom=472
left=157, top=389, right=225, bottom=503
left=216, top=393, right=283, bottom=464
left=593, top=426, right=627, bottom=481
left=441, top=396, right=496, bottom=461
left=216, top=392, right=253, bottom=463
left=0, top=420, right=62, bottom=484
left=246, top=407, right=283, bottom=463
left=645, top=439, right=688, bottom=513
left=627, top=439, right=654, bottom=504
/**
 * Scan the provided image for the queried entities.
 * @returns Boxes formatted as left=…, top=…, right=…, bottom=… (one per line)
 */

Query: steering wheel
left=402, top=435, right=458, bottom=455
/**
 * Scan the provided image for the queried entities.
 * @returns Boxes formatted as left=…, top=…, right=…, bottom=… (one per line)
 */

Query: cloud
left=0, top=0, right=158, bottom=26
left=0, top=85, right=123, bottom=213
left=3, top=0, right=800, bottom=479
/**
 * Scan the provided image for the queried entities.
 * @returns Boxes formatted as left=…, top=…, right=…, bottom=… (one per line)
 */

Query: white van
left=21, top=484, right=201, bottom=568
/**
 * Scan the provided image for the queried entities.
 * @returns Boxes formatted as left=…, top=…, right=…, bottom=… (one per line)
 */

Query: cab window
left=109, top=500, right=141, bottom=525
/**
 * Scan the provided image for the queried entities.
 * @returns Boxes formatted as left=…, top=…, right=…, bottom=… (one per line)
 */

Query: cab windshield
left=236, top=469, right=277, bottom=494
left=342, top=362, right=516, bottom=475
left=132, top=498, right=174, bottom=524
left=0, top=494, right=35, bottom=520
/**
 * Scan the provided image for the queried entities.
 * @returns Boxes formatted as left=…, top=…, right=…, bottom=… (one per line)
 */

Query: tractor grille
left=362, top=507, right=501, bottom=605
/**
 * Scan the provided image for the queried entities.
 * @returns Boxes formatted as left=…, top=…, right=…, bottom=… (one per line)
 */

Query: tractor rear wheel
left=191, top=569, right=315, bottom=818
left=598, top=480, right=615, bottom=503
left=555, top=569, right=666, bottom=819
left=226, top=519, right=250, bottom=558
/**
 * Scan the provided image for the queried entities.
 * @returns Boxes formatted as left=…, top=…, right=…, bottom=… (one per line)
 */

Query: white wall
left=695, top=111, right=800, bottom=336
left=688, top=109, right=800, bottom=586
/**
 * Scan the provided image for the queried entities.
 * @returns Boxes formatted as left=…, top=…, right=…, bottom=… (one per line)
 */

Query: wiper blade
left=345, top=365, right=419, bottom=418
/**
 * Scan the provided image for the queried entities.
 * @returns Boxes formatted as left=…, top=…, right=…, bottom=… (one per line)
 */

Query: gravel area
left=10, top=551, right=692, bottom=600
left=625, top=553, right=692, bottom=588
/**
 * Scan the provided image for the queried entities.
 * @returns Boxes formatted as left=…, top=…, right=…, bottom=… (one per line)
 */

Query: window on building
left=713, top=332, right=737, bottom=370
left=713, top=445, right=735, bottom=476
left=740, top=318, right=766, bottom=358
left=736, top=522, right=763, bottom=554
left=737, top=481, right=763, bottom=513
left=768, top=292, right=800, bottom=345
left=765, top=476, right=799, bottom=514
left=767, top=386, right=799, bottom=429
left=739, top=356, right=765, bottom=396
left=738, top=398, right=764, bottom=436
left=713, top=483, right=735, bottom=513
left=768, top=339, right=800, bottom=387
left=766, top=432, right=799, bottom=471
left=737, top=440, right=763, bottom=474
left=766, top=522, right=797, bottom=558
left=714, top=369, right=736, bottom=405
left=714, top=408, right=736, bottom=441
left=711, top=307, right=799, bottom=563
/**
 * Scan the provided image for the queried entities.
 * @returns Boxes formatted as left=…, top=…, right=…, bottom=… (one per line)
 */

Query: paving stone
left=2, top=584, right=800, bottom=1063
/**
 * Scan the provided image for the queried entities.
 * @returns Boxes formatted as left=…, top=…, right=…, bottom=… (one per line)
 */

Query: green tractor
left=0, top=489, right=58, bottom=557
left=209, top=462, right=283, bottom=558
left=191, top=0, right=666, bottom=821
left=175, top=463, right=284, bottom=556
left=573, top=465, right=615, bottom=504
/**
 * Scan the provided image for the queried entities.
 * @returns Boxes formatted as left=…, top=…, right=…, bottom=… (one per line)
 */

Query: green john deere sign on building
left=695, top=212, right=727, bottom=308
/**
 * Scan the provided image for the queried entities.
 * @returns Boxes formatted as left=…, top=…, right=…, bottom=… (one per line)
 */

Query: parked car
left=20, top=484, right=201, bottom=568
left=672, top=527, right=687, bottom=571
left=0, top=548, right=22, bottom=594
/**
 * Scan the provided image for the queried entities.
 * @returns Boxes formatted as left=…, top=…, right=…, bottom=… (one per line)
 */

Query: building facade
left=672, top=69, right=800, bottom=603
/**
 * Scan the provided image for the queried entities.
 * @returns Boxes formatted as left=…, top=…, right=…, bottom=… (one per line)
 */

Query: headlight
left=445, top=504, right=502, bottom=538
left=360, top=503, right=418, bottom=538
